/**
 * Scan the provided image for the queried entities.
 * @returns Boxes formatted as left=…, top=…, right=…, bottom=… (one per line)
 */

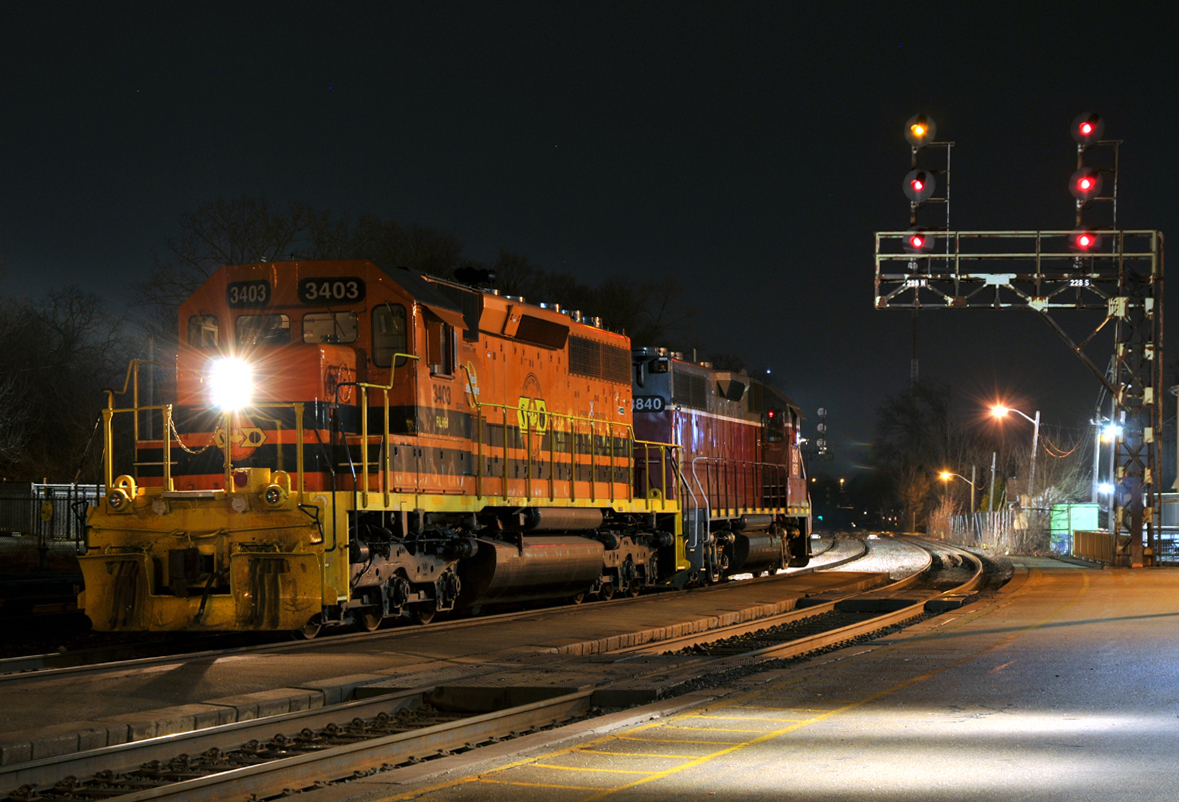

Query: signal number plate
left=298, top=277, right=366, bottom=304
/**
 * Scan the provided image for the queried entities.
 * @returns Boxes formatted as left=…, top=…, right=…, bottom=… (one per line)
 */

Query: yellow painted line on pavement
left=578, top=749, right=705, bottom=759
left=531, top=763, right=652, bottom=775
left=679, top=714, right=812, bottom=722
left=381, top=568, right=1089, bottom=802
left=614, top=734, right=745, bottom=745
left=657, top=725, right=783, bottom=734
left=479, top=778, right=607, bottom=791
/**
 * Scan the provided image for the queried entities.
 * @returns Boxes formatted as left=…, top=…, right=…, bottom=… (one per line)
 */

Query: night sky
left=4, top=2, right=1178, bottom=474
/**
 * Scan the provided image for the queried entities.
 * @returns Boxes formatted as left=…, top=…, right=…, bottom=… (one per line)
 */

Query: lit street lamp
left=939, top=469, right=976, bottom=512
left=991, top=404, right=1041, bottom=501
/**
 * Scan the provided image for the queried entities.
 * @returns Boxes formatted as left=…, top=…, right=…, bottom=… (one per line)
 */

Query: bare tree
left=0, top=288, right=129, bottom=482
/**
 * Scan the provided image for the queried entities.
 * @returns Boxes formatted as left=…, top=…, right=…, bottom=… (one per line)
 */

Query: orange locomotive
left=79, top=260, right=808, bottom=634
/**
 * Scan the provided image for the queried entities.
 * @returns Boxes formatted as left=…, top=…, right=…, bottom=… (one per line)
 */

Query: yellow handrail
left=455, top=362, right=677, bottom=508
left=352, top=353, right=420, bottom=508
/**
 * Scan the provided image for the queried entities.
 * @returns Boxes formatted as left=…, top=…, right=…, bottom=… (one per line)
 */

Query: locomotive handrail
left=103, top=403, right=175, bottom=491
left=690, top=456, right=795, bottom=517
left=104, top=358, right=172, bottom=445
left=103, top=400, right=307, bottom=502
left=457, top=363, right=676, bottom=509
left=347, top=352, right=420, bottom=508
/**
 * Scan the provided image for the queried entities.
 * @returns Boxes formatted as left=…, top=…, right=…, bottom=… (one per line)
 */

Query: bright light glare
left=940, top=472, right=952, bottom=481
left=991, top=405, right=1010, bottom=418
left=1079, top=177, right=1093, bottom=190
left=1080, top=122, right=1093, bottom=135
left=210, top=358, right=254, bottom=409
left=1098, top=482, right=1114, bottom=494
left=912, top=124, right=926, bottom=136
left=1101, top=424, right=1123, bottom=442
left=1078, top=234, right=1093, bottom=247
left=912, top=179, right=924, bottom=191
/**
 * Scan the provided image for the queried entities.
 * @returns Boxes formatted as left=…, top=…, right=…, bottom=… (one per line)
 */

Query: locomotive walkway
left=296, top=557, right=1179, bottom=802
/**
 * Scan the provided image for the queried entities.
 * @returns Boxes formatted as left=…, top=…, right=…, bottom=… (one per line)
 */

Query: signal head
left=1070, top=169, right=1103, bottom=201
left=1070, top=227, right=1101, bottom=252
left=1071, top=113, right=1105, bottom=146
left=903, top=169, right=936, bottom=203
left=905, top=114, right=937, bottom=147
left=903, top=227, right=934, bottom=254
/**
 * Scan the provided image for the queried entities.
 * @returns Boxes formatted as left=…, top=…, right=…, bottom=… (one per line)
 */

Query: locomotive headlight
left=209, top=357, right=254, bottom=410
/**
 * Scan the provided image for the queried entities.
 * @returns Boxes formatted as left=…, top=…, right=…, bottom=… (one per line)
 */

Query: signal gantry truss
left=875, top=229, right=1164, bottom=563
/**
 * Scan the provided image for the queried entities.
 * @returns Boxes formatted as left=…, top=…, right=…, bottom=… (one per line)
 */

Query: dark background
left=3, top=2, right=1176, bottom=476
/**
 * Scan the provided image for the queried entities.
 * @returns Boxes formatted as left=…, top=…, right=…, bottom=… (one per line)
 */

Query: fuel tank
left=457, top=536, right=605, bottom=607
left=729, top=531, right=784, bottom=575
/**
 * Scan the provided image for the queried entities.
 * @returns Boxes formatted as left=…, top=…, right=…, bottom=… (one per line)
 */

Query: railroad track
left=619, top=536, right=984, bottom=661
left=0, top=535, right=856, bottom=678
left=0, top=535, right=985, bottom=802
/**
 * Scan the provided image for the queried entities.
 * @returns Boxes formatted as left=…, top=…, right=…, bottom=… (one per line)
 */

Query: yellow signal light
left=905, top=114, right=937, bottom=147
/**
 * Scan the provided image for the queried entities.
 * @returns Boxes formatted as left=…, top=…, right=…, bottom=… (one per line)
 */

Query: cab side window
left=765, top=408, right=785, bottom=443
left=425, top=314, right=454, bottom=375
left=372, top=304, right=408, bottom=367
left=188, top=315, right=219, bottom=347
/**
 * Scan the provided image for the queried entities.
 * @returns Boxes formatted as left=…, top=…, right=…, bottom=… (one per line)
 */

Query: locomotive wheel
left=621, top=559, right=641, bottom=597
left=569, top=592, right=586, bottom=604
left=296, top=615, right=323, bottom=640
left=409, top=604, right=436, bottom=625
left=356, top=609, right=382, bottom=632
left=599, top=581, right=615, bottom=601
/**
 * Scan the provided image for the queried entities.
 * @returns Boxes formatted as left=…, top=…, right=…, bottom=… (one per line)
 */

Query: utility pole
left=989, top=452, right=997, bottom=512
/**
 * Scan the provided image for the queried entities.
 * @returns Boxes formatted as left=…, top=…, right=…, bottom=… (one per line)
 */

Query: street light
left=939, top=469, right=976, bottom=512
left=991, top=404, right=1041, bottom=501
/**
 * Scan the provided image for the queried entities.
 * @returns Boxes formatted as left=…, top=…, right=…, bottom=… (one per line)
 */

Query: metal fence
left=0, top=484, right=102, bottom=545
left=943, top=509, right=1051, bottom=553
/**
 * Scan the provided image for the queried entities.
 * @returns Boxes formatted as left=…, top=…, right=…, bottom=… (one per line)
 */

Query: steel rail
left=0, top=691, right=427, bottom=790
left=736, top=543, right=983, bottom=662
left=614, top=536, right=930, bottom=654
left=25, top=691, right=593, bottom=802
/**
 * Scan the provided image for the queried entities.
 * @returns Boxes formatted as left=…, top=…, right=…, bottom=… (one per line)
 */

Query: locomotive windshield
left=188, top=315, right=218, bottom=347
left=303, top=312, right=358, bottom=344
left=236, top=314, right=291, bottom=346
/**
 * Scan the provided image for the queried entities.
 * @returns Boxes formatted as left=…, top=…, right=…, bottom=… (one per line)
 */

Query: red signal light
left=903, top=169, right=936, bottom=203
left=1071, top=113, right=1105, bottom=146
left=1070, top=169, right=1103, bottom=201
left=1070, top=228, right=1102, bottom=252
left=903, top=227, right=934, bottom=254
